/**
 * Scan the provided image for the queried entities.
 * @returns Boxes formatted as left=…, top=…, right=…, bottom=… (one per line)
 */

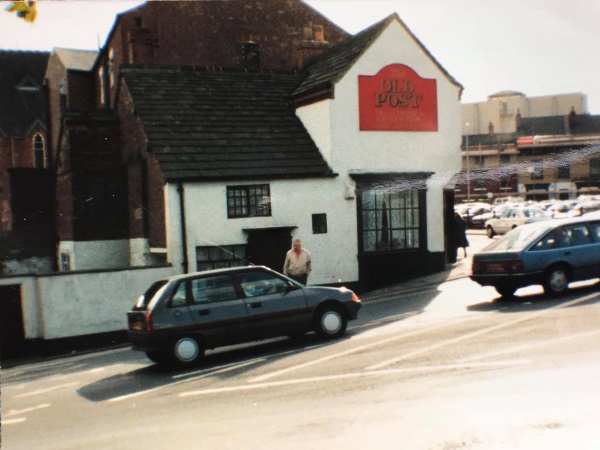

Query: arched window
left=33, top=133, right=45, bottom=168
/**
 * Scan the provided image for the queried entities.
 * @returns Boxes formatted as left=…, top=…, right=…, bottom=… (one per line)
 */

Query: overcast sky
left=1, top=0, right=598, bottom=113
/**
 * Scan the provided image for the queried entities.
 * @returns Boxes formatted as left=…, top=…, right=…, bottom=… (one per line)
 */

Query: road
left=3, top=232, right=600, bottom=449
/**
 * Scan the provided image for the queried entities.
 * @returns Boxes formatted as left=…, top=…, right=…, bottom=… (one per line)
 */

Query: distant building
left=457, top=91, right=600, bottom=202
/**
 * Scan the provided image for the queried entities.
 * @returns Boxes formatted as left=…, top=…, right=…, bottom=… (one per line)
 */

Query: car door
left=562, top=223, right=600, bottom=280
left=496, top=208, right=515, bottom=233
left=235, top=269, right=309, bottom=338
left=187, top=274, right=251, bottom=347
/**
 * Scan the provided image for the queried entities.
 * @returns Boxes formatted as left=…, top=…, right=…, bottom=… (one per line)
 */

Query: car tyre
left=313, top=304, right=347, bottom=339
left=145, top=350, right=169, bottom=365
left=495, top=285, right=516, bottom=298
left=170, top=336, right=204, bottom=368
left=543, top=264, right=570, bottom=296
left=486, top=226, right=495, bottom=238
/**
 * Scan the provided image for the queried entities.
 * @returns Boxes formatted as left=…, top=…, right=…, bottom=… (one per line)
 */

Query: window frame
left=357, top=183, right=427, bottom=254
left=226, top=184, right=271, bottom=218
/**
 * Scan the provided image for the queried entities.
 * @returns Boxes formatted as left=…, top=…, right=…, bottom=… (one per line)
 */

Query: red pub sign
left=358, top=64, right=438, bottom=132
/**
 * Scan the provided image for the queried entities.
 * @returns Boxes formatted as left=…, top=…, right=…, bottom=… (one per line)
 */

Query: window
left=565, top=224, right=593, bottom=246
left=531, top=164, right=544, bottom=180
left=360, top=189, right=423, bottom=252
left=591, top=158, right=600, bottom=178
left=60, top=253, right=71, bottom=271
left=500, top=155, right=511, bottom=165
left=196, top=244, right=246, bottom=271
left=227, top=184, right=271, bottom=218
left=236, top=270, right=288, bottom=298
left=98, top=67, right=106, bottom=105
left=33, top=134, right=45, bottom=168
left=474, top=175, right=486, bottom=191
left=312, top=213, right=327, bottom=234
left=558, top=162, right=570, bottom=179
left=190, top=275, right=237, bottom=304
left=531, top=228, right=570, bottom=251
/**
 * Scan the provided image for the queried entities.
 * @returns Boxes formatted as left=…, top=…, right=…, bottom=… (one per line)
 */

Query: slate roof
left=293, top=13, right=462, bottom=100
left=0, top=50, right=49, bottom=137
left=518, top=114, right=600, bottom=136
left=53, top=48, right=97, bottom=71
left=122, top=66, right=335, bottom=182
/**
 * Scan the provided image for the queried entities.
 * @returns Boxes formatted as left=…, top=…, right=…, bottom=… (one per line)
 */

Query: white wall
left=298, top=19, right=462, bottom=253
left=0, top=266, right=176, bottom=340
left=58, top=240, right=130, bottom=271
left=166, top=178, right=359, bottom=285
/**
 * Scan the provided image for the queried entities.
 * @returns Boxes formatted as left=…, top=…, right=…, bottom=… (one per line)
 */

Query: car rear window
left=483, top=225, right=548, bottom=251
left=134, top=280, right=169, bottom=310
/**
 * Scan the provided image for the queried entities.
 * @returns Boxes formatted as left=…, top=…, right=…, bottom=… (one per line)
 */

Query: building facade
left=457, top=91, right=600, bottom=202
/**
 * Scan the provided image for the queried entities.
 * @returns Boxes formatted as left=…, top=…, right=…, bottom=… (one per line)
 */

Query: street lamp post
left=465, top=122, right=470, bottom=201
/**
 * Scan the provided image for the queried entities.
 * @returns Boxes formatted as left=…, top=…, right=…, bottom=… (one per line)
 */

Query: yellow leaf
left=5, top=1, right=37, bottom=23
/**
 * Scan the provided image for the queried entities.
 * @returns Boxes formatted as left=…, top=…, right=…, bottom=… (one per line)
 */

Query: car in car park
left=127, top=265, right=362, bottom=368
left=471, top=216, right=600, bottom=298
left=484, top=206, right=549, bottom=238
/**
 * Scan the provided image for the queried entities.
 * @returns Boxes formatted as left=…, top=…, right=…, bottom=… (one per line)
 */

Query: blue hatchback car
left=471, top=216, right=600, bottom=297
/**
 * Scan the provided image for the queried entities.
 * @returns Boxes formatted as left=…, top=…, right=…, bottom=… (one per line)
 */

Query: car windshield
left=482, top=224, right=549, bottom=251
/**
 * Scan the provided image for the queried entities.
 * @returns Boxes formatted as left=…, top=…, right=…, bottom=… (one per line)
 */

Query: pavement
left=361, top=229, right=485, bottom=302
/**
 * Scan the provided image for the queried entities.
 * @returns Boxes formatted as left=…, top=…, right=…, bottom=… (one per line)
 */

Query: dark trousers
left=288, top=273, right=308, bottom=285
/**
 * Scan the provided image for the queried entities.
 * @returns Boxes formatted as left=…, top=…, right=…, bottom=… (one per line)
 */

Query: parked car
left=470, top=204, right=511, bottom=229
left=471, top=216, right=600, bottom=297
left=127, top=266, right=362, bottom=367
left=484, top=206, right=549, bottom=238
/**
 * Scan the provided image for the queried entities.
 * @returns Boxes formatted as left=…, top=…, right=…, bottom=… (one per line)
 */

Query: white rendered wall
left=58, top=240, right=130, bottom=271
left=298, top=20, right=462, bottom=253
left=165, top=178, right=359, bottom=285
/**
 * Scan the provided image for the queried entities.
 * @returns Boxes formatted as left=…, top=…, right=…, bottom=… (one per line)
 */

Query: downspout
left=177, top=183, right=189, bottom=273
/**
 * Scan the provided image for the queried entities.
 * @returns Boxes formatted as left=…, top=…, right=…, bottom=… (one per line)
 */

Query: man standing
left=283, top=239, right=311, bottom=285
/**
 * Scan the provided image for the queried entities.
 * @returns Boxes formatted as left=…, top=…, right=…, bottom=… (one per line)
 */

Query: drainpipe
left=177, top=183, right=189, bottom=274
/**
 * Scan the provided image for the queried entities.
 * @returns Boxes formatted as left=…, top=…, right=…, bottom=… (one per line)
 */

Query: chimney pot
left=313, top=25, right=324, bottom=42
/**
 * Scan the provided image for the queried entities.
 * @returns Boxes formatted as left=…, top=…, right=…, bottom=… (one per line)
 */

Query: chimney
left=242, top=38, right=260, bottom=71
left=295, top=25, right=330, bottom=69
left=313, top=25, right=324, bottom=42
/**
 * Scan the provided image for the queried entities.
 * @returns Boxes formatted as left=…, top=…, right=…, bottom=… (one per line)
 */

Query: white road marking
left=5, top=403, right=51, bottom=417
left=108, top=359, right=266, bottom=402
left=3, top=417, right=27, bottom=425
left=12, top=382, right=79, bottom=399
left=247, top=315, right=479, bottom=383
left=458, top=328, right=600, bottom=362
left=180, top=360, right=529, bottom=397
left=367, top=292, right=600, bottom=370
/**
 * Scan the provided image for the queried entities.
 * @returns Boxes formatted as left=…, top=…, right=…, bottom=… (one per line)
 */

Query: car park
left=127, top=265, right=362, bottom=367
left=484, top=206, right=549, bottom=238
left=471, top=216, right=600, bottom=297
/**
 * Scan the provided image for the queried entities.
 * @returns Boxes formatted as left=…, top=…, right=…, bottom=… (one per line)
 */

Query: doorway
left=245, top=227, right=295, bottom=273
left=0, top=285, right=25, bottom=358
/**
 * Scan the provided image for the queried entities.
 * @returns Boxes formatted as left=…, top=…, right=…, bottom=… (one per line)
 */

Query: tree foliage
left=5, top=1, right=37, bottom=23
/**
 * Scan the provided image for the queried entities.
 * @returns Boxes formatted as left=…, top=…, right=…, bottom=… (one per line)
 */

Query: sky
left=1, top=0, right=598, bottom=113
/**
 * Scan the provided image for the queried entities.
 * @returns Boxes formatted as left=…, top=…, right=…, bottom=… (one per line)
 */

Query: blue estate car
left=471, top=216, right=600, bottom=297
left=127, top=266, right=361, bottom=368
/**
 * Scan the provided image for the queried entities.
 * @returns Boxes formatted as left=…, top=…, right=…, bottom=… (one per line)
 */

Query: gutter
left=177, top=183, right=189, bottom=274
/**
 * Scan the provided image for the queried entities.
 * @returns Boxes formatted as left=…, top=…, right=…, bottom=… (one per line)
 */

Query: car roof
left=163, top=265, right=270, bottom=283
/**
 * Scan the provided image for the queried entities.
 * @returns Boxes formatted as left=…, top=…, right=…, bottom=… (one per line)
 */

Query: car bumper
left=470, top=272, right=544, bottom=288
left=127, top=330, right=170, bottom=352
left=345, top=302, right=361, bottom=320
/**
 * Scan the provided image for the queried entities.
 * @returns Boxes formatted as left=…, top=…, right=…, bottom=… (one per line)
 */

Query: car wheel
left=494, top=285, right=516, bottom=298
left=313, top=304, right=347, bottom=339
left=170, top=336, right=204, bottom=368
left=486, top=226, right=495, bottom=238
left=543, top=265, right=570, bottom=296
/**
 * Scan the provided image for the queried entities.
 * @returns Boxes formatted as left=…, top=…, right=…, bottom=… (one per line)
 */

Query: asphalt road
left=4, top=241, right=600, bottom=449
